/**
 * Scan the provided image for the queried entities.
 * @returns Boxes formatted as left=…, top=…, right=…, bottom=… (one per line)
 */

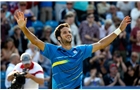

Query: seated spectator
left=59, top=2, right=75, bottom=21
left=116, top=1, right=133, bottom=16
left=125, top=52, right=139, bottom=68
left=79, top=13, right=100, bottom=44
left=25, top=42, right=40, bottom=63
left=1, top=3, right=13, bottom=25
left=14, top=2, right=36, bottom=27
left=81, top=4, right=99, bottom=22
left=103, top=63, right=125, bottom=86
left=106, top=51, right=127, bottom=79
left=89, top=54, right=108, bottom=76
left=97, top=2, right=110, bottom=19
left=130, top=16, right=140, bottom=62
left=99, top=19, right=113, bottom=39
left=133, top=65, right=140, bottom=86
left=84, top=68, right=104, bottom=86
left=130, top=2, right=140, bottom=29
left=10, top=25, right=28, bottom=55
left=1, top=8, right=11, bottom=48
left=1, top=38, right=19, bottom=67
left=106, top=5, right=124, bottom=20
left=124, top=66, right=136, bottom=86
left=40, top=25, right=55, bottom=44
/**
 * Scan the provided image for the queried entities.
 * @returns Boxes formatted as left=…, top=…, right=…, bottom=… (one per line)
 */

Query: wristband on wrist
left=114, top=28, right=122, bottom=36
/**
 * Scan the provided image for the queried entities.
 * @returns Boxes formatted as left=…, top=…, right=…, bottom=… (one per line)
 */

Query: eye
left=68, top=31, right=71, bottom=34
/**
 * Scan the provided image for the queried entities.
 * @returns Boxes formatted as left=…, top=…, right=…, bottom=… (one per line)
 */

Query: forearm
left=30, top=75, right=44, bottom=85
left=118, top=79, right=125, bottom=86
left=7, top=72, right=15, bottom=81
left=21, top=27, right=39, bottom=45
left=121, top=62, right=127, bottom=72
left=98, top=33, right=118, bottom=49
left=107, top=81, right=116, bottom=86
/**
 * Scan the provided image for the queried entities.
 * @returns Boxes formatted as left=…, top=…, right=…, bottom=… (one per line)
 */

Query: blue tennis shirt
left=40, top=43, right=93, bottom=89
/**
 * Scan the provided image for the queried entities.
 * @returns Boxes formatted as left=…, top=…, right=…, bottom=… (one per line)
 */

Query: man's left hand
left=119, top=16, right=131, bottom=31
left=24, top=73, right=33, bottom=78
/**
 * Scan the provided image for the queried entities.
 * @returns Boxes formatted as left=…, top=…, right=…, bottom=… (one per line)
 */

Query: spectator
left=7, top=53, right=44, bottom=89
left=11, top=25, right=28, bottom=55
left=84, top=68, right=104, bottom=86
left=1, top=3, right=12, bottom=24
left=5, top=53, right=20, bottom=89
left=116, top=1, right=133, bottom=16
left=130, top=16, right=140, bottom=61
left=55, top=1, right=66, bottom=21
left=107, top=51, right=127, bottom=79
left=99, top=19, right=113, bottom=39
left=103, top=63, right=125, bottom=86
left=14, top=2, right=36, bottom=27
left=125, top=52, right=139, bottom=68
left=79, top=13, right=100, bottom=44
left=111, top=30, right=128, bottom=62
left=97, top=2, right=110, bottom=19
left=124, top=66, right=136, bottom=86
left=59, top=2, right=75, bottom=21
left=130, top=2, right=140, bottom=29
left=73, top=1, right=88, bottom=22
left=40, top=25, right=55, bottom=44
left=25, top=42, right=40, bottom=63
left=40, top=2, right=53, bottom=23
left=133, top=65, right=140, bottom=86
left=106, top=5, right=124, bottom=20
left=81, top=4, right=99, bottom=22
left=89, top=54, right=108, bottom=76
left=1, top=8, right=11, bottom=48
left=1, top=38, right=19, bottom=66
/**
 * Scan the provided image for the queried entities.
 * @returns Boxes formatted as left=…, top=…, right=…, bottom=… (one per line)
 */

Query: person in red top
left=130, top=16, right=140, bottom=62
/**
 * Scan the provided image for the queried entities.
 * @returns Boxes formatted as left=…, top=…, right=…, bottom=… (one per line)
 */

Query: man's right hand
left=14, top=11, right=27, bottom=29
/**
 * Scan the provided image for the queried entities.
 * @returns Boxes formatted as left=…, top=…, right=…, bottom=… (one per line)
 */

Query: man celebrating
left=14, top=11, right=130, bottom=88
left=7, top=53, right=44, bottom=89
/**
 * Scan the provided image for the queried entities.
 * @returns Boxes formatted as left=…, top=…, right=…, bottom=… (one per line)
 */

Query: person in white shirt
left=25, top=42, right=40, bottom=63
left=7, top=53, right=44, bottom=89
left=5, top=53, right=20, bottom=89
left=84, top=68, right=104, bottom=86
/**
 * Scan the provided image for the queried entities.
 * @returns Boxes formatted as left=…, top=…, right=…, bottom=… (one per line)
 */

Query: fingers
left=14, top=15, right=18, bottom=21
left=25, top=18, right=27, bottom=24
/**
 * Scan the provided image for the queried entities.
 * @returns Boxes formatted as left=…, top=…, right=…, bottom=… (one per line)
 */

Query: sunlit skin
left=58, top=27, right=72, bottom=46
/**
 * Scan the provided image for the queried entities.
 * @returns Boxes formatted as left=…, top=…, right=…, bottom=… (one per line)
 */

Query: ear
left=58, top=36, right=61, bottom=41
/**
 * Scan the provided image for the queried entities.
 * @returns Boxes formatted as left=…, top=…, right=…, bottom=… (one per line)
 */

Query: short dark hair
left=54, top=23, right=70, bottom=42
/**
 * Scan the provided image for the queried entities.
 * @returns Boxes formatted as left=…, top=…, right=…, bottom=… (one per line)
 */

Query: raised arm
left=14, top=11, right=45, bottom=51
left=92, top=16, right=131, bottom=53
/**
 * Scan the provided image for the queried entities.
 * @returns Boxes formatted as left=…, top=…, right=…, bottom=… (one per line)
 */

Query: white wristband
left=114, top=28, right=122, bottom=36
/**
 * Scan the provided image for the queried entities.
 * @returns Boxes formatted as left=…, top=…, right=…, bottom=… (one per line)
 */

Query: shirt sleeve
left=40, top=43, right=56, bottom=60
left=78, top=44, right=93, bottom=60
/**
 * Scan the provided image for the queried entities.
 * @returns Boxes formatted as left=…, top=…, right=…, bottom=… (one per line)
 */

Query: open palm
left=14, top=11, right=27, bottom=29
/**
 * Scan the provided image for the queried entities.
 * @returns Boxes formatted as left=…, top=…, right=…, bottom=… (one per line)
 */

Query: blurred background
left=0, top=1, right=140, bottom=89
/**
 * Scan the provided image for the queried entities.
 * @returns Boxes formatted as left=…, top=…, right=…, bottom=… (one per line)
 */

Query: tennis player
left=14, top=11, right=131, bottom=89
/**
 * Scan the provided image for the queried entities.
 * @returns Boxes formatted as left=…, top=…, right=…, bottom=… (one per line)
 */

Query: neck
left=61, top=44, right=72, bottom=50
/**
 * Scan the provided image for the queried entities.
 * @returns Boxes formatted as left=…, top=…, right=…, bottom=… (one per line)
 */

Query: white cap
left=20, top=53, right=31, bottom=64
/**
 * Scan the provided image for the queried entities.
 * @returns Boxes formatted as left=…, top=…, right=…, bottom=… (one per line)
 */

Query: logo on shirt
left=73, top=50, right=77, bottom=54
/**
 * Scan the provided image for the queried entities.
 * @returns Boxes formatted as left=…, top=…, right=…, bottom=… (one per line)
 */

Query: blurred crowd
left=1, top=1, right=140, bottom=89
